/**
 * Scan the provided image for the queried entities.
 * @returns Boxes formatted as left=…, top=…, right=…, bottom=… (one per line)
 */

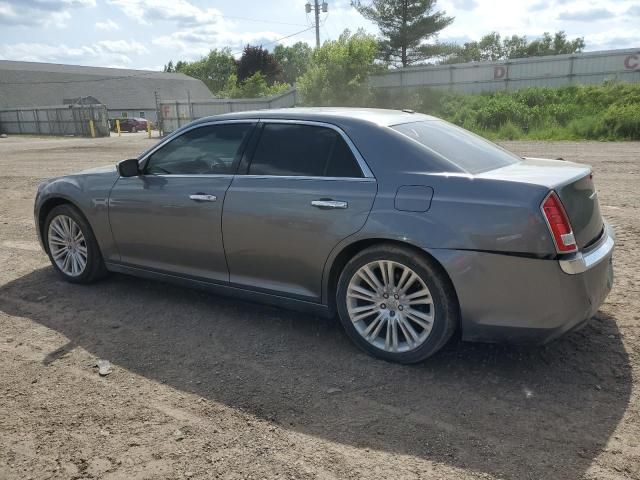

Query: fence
left=0, top=104, right=110, bottom=137
left=369, top=47, right=640, bottom=94
left=158, top=88, right=297, bottom=134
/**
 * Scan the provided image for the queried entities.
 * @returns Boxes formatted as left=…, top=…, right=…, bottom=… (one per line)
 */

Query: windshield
left=391, top=120, right=521, bottom=174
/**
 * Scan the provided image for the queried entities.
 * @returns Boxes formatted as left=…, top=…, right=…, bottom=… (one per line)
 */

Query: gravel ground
left=0, top=133, right=638, bottom=480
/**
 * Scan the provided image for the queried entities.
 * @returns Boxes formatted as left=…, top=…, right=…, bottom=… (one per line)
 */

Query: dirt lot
left=0, top=133, right=638, bottom=480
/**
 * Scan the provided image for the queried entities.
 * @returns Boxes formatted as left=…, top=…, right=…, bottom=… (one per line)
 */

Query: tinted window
left=248, top=123, right=363, bottom=178
left=145, top=123, right=253, bottom=175
left=392, top=120, right=520, bottom=174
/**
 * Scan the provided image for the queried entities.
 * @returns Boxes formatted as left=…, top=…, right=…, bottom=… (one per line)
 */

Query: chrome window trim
left=143, top=174, right=235, bottom=179
left=237, top=174, right=375, bottom=182
left=255, top=118, right=375, bottom=179
left=136, top=117, right=376, bottom=181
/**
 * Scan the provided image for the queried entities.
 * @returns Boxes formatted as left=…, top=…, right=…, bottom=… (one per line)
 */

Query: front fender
left=35, top=171, right=119, bottom=261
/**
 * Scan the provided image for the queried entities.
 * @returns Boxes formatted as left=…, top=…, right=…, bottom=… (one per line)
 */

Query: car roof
left=192, top=107, right=438, bottom=128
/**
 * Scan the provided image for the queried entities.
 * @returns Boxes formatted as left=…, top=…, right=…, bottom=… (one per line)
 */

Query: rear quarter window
left=391, top=120, right=520, bottom=174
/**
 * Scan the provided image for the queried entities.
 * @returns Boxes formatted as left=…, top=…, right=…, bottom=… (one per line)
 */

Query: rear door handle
left=311, top=200, right=348, bottom=209
left=189, top=194, right=217, bottom=202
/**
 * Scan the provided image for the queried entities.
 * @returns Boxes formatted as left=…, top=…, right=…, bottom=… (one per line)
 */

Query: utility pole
left=306, top=1, right=328, bottom=48
left=154, top=90, right=163, bottom=136
left=314, top=0, right=320, bottom=48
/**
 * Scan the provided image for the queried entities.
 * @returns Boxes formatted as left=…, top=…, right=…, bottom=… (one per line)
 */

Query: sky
left=0, top=0, right=638, bottom=71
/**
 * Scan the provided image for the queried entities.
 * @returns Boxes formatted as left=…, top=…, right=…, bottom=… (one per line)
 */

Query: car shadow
left=0, top=267, right=631, bottom=479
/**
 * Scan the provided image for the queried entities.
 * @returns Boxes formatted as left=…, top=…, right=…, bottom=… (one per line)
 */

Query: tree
left=165, top=49, right=236, bottom=95
left=352, top=0, right=454, bottom=67
left=526, top=31, right=585, bottom=57
left=297, top=29, right=379, bottom=106
left=219, top=72, right=290, bottom=99
left=273, top=42, right=313, bottom=84
left=236, top=45, right=283, bottom=85
left=447, top=31, right=585, bottom=63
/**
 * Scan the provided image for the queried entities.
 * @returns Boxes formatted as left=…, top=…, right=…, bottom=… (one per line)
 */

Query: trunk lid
left=477, top=157, right=604, bottom=249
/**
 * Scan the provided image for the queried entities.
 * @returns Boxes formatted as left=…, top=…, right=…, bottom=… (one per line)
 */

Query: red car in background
left=110, top=118, right=150, bottom=133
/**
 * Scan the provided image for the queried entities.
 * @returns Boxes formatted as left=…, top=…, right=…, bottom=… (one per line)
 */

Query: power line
left=231, top=26, right=316, bottom=55
left=210, top=13, right=307, bottom=27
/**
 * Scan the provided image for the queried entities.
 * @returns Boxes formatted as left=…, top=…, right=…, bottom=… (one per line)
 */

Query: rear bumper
left=430, top=223, right=615, bottom=344
left=559, top=225, right=614, bottom=274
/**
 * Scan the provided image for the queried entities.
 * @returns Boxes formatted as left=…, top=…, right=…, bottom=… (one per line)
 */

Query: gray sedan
left=34, top=108, right=614, bottom=363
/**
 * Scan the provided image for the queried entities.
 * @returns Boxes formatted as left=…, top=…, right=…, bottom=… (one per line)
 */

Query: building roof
left=0, top=60, right=213, bottom=110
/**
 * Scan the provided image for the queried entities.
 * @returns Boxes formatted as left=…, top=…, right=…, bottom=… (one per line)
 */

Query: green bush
left=602, top=104, right=640, bottom=139
left=496, top=121, right=524, bottom=140
left=218, top=72, right=289, bottom=99
left=567, top=116, right=606, bottom=139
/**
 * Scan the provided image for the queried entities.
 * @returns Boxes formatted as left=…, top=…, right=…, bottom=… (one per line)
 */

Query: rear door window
left=248, top=123, right=363, bottom=178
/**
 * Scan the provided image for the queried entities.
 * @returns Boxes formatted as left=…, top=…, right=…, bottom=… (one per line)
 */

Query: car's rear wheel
left=336, top=244, right=458, bottom=363
left=45, top=204, right=107, bottom=283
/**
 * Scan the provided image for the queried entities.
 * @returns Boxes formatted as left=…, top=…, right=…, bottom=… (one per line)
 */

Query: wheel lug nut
left=394, top=294, right=399, bottom=299
left=383, top=293, right=388, bottom=299
left=380, top=303, right=386, bottom=309
left=398, top=305, right=404, bottom=311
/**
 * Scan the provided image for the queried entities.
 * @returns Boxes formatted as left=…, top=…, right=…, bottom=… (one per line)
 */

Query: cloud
left=628, top=5, right=640, bottom=16
left=0, top=40, right=148, bottom=67
left=152, top=25, right=287, bottom=59
left=95, top=19, right=120, bottom=31
left=439, top=34, right=473, bottom=44
left=96, top=40, right=148, bottom=55
left=8, top=0, right=95, bottom=9
left=109, top=0, right=228, bottom=27
left=450, top=0, right=478, bottom=9
left=583, top=32, right=640, bottom=51
left=0, top=0, right=95, bottom=27
left=557, top=8, right=616, bottom=21
left=109, top=0, right=319, bottom=61
left=528, top=1, right=549, bottom=11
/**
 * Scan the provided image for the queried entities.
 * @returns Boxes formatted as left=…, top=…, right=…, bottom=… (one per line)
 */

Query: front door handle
left=189, top=194, right=217, bottom=202
left=311, top=200, right=348, bottom=209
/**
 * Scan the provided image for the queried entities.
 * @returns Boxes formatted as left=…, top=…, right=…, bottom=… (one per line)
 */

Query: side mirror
left=117, top=158, right=140, bottom=177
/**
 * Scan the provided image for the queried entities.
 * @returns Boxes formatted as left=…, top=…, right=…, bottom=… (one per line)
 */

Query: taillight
left=541, top=191, right=577, bottom=254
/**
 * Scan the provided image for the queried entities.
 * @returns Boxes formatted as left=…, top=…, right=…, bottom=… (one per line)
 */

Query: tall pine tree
left=352, top=0, right=454, bottom=67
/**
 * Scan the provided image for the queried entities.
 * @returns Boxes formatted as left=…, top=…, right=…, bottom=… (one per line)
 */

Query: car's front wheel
left=45, top=204, right=107, bottom=283
left=336, top=244, right=458, bottom=363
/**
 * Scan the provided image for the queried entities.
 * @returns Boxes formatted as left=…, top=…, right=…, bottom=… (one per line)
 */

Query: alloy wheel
left=47, top=214, right=88, bottom=277
left=346, top=260, right=435, bottom=353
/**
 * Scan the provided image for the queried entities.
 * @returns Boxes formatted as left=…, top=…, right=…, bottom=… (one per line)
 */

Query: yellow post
left=116, top=119, right=121, bottom=137
left=147, top=121, right=151, bottom=138
left=89, top=119, right=96, bottom=138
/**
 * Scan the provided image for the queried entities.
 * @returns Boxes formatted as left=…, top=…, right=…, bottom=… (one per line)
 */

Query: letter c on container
left=624, top=54, right=639, bottom=70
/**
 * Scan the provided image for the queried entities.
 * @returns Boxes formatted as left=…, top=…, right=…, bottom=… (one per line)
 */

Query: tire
left=44, top=204, right=108, bottom=284
left=336, top=243, right=458, bottom=364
